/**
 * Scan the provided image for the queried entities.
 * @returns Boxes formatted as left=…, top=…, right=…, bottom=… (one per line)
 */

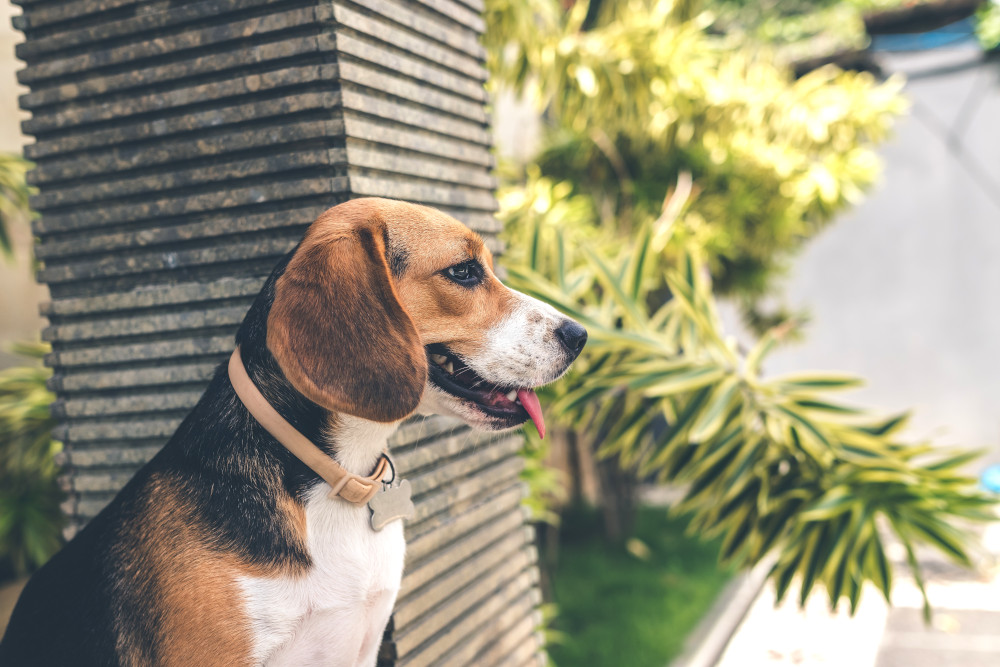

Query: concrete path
left=0, top=578, right=27, bottom=638
left=715, top=522, right=1000, bottom=667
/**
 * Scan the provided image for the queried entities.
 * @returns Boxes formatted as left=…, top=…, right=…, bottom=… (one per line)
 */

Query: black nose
left=555, top=320, right=588, bottom=359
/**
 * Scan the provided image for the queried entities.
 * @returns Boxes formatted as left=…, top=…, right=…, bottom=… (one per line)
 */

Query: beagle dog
left=0, top=198, right=586, bottom=667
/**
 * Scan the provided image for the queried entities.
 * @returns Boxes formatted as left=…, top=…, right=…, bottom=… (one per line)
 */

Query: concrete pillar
left=13, top=0, right=544, bottom=662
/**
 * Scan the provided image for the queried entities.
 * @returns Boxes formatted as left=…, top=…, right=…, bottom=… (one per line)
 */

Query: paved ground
left=716, top=521, right=1000, bottom=667
left=0, top=577, right=26, bottom=638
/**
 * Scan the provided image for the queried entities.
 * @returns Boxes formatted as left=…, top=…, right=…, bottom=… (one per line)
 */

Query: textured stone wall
left=14, top=0, right=544, bottom=664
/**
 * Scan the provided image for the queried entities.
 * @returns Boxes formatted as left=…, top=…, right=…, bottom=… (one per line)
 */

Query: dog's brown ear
left=267, top=217, right=427, bottom=422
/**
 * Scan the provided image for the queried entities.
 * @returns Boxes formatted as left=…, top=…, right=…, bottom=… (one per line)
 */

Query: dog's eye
left=444, top=261, right=482, bottom=286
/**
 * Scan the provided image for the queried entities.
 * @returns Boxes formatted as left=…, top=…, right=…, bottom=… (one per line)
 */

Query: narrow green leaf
left=825, top=509, right=869, bottom=609
left=800, top=519, right=840, bottom=607
left=857, top=412, right=910, bottom=437
left=645, top=365, right=727, bottom=397
left=628, top=224, right=652, bottom=300
left=529, top=218, right=542, bottom=271
left=799, top=486, right=856, bottom=522
left=720, top=505, right=756, bottom=563
left=908, top=516, right=971, bottom=566
left=716, top=437, right=768, bottom=504
left=924, top=449, right=983, bottom=472
left=744, top=329, right=779, bottom=379
left=688, top=377, right=741, bottom=443
left=621, top=361, right=699, bottom=390
left=605, top=403, right=658, bottom=465
left=769, top=373, right=864, bottom=393
left=662, top=443, right=701, bottom=487
left=581, top=245, right=646, bottom=325
left=683, top=421, right=742, bottom=480
left=773, top=404, right=832, bottom=452
left=676, top=451, right=749, bottom=514
left=838, top=441, right=888, bottom=459
left=644, top=387, right=713, bottom=473
left=793, top=398, right=863, bottom=415
left=772, top=539, right=807, bottom=604
left=894, top=525, right=932, bottom=622
left=751, top=496, right=805, bottom=562
left=716, top=478, right=762, bottom=531
left=867, top=534, right=892, bottom=604
left=847, top=561, right=863, bottom=615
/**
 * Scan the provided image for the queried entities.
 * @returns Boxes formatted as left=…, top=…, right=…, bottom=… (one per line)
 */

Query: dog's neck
left=323, top=414, right=398, bottom=477
left=235, top=327, right=398, bottom=478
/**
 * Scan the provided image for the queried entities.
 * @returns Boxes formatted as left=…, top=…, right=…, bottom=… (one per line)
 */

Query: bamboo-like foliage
left=501, top=186, right=995, bottom=619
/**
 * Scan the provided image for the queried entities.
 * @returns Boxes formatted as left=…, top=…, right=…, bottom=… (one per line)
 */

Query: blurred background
left=2, top=1, right=999, bottom=666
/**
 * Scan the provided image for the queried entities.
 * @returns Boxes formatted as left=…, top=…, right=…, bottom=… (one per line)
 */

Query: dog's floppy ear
left=267, top=215, right=427, bottom=422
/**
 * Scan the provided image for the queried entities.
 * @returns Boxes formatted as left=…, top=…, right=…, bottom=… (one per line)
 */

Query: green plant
left=0, top=342, right=63, bottom=577
left=711, top=1, right=1000, bottom=59
left=501, top=184, right=994, bottom=619
left=707, top=0, right=900, bottom=58
left=977, top=0, right=1000, bottom=49
left=0, top=151, right=59, bottom=577
left=0, top=153, right=32, bottom=259
left=488, top=3, right=995, bottom=619
left=486, top=0, right=906, bottom=320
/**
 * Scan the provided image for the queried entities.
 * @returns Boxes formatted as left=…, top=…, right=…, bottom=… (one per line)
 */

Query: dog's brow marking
left=464, top=235, right=485, bottom=257
left=390, top=249, right=408, bottom=276
left=384, top=230, right=408, bottom=277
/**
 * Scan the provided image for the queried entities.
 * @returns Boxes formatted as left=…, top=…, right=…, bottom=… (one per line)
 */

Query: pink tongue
left=516, top=388, right=545, bottom=439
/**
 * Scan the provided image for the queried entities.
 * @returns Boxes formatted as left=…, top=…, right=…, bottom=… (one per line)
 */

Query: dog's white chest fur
left=239, top=420, right=405, bottom=667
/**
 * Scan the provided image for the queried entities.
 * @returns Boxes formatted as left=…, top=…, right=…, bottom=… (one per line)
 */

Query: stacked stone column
left=13, top=0, right=543, bottom=664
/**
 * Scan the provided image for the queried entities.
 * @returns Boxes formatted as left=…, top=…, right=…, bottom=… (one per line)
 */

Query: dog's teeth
left=431, top=354, right=447, bottom=365
left=444, top=361, right=454, bottom=374
left=506, top=390, right=517, bottom=401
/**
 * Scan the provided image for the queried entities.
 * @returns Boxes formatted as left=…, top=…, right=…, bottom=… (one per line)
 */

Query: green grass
left=547, top=507, right=732, bottom=667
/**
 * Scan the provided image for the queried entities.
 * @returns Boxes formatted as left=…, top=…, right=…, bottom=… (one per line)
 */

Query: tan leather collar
left=228, top=347, right=390, bottom=506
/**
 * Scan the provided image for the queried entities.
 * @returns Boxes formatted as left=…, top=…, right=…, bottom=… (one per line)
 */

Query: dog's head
left=266, top=198, right=586, bottom=436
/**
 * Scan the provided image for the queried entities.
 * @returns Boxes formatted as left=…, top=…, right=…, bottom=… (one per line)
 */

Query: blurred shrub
left=0, top=343, right=63, bottom=577
left=486, top=0, right=995, bottom=619
left=486, top=0, right=907, bottom=321
left=977, top=0, right=1000, bottom=49
left=0, top=152, right=60, bottom=578
left=503, top=194, right=992, bottom=618
left=708, top=0, right=897, bottom=59
left=711, top=1, right=999, bottom=58
left=0, top=154, right=32, bottom=259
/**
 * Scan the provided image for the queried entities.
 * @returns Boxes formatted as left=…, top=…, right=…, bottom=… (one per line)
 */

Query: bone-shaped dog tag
left=369, top=479, right=415, bottom=531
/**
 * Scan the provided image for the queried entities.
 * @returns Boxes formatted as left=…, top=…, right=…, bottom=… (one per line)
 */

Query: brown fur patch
left=267, top=203, right=428, bottom=422
left=114, top=474, right=306, bottom=666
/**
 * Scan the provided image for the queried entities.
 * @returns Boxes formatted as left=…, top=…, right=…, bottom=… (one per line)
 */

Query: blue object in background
left=982, top=464, right=1000, bottom=493
left=870, top=18, right=977, bottom=51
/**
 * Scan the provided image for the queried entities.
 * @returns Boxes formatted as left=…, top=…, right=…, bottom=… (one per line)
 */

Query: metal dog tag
left=369, top=479, right=415, bottom=531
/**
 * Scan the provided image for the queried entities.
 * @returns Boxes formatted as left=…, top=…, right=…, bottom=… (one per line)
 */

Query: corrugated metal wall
left=13, top=0, right=544, bottom=663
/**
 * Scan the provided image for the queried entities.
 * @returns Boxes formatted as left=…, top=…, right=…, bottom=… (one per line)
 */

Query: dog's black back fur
left=0, top=249, right=334, bottom=666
